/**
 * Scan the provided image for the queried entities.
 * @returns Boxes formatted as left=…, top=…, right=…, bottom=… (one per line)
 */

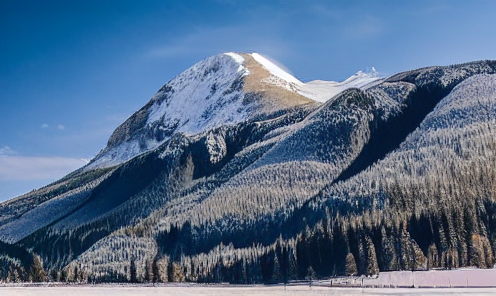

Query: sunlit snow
left=251, top=53, right=383, bottom=102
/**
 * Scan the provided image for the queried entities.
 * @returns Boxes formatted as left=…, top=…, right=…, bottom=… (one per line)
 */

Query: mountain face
left=0, top=55, right=495, bottom=284
left=87, top=53, right=381, bottom=169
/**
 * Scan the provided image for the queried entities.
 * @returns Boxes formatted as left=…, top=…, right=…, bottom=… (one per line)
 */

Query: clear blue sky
left=1, top=0, right=495, bottom=202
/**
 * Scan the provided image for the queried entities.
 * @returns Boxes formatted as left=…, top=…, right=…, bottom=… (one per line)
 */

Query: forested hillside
left=1, top=57, right=495, bottom=283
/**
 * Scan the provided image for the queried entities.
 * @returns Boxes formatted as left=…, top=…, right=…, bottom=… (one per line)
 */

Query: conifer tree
left=345, top=253, right=357, bottom=276
left=28, top=254, right=46, bottom=282
left=365, top=236, right=379, bottom=275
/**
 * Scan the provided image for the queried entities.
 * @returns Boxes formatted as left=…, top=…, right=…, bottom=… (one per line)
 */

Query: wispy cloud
left=40, top=123, right=67, bottom=131
left=0, top=146, right=16, bottom=155
left=0, top=155, right=88, bottom=181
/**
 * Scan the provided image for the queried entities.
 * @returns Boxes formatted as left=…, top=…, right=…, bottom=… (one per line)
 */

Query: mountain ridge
left=0, top=57, right=495, bottom=284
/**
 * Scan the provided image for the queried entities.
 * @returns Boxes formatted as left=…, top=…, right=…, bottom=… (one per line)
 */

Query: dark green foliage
left=130, top=259, right=138, bottom=283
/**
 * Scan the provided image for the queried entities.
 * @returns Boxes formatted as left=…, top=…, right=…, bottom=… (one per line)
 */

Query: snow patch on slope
left=88, top=140, right=142, bottom=169
left=299, top=69, right=384, bottom=102
left=146, top=53, right=250, bottom=134
left=252, top=53, right=302, bottom=85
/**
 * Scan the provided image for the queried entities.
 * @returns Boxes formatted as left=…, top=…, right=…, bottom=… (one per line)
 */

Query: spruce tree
left=28, top=255, right=46, bottom=282
left=345, top=253, right=357, bottom=276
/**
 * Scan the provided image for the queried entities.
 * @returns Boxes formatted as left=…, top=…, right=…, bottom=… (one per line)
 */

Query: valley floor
left=1, top=269, right=495, bottom=295
left=1, top=285, right=495, bottom=296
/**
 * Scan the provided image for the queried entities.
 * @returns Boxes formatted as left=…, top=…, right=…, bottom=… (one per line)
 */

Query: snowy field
left=362, top=268, right=496, bottom=288
left=1, top=285, right=496, bottom=296
left=1, top=269, right=495, bottom=295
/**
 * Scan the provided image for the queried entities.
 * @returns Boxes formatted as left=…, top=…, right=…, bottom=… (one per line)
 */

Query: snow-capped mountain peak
left=87, top=52, right=311, bottom=169
left=86, top=52, right=385, bottom=169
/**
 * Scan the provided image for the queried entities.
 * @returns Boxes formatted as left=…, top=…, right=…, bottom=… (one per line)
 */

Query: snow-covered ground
left=361, top=268, right=496, bottom=288
left=1, top=285, right=495, bottom=296
left=2, top=269, right=495, bottom=295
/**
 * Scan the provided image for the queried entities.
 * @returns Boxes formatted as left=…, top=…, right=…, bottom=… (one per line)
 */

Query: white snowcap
left=245, top=52, right=384, bottom=103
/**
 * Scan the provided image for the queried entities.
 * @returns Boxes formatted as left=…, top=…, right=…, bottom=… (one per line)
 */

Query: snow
left=1, top=284, right=494, bottom=296
left=362, top=268, right=496, bottom=288
left=145, top=54, right=252, bottom=134
left=251, top=53, right=302, bottom=85
left=87, top=140, right=141, bottom=170
left=145, top=53, right=251, bottom=134
left=224, top=52, right=246, bottom=72
left=87, top=53, right=252, bottom=170
left=250, top=53, right=384, bottom=103
left=297, top=69, right=383, bottom=102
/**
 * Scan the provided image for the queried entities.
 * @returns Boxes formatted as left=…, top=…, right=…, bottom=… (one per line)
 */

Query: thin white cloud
left=57, top=124, right=65, bottom=130
left=0, top=155, right=88, bottom=181
left=0, top=146, right=16, bottom=155
left=41, top=123, right=49, bottom=129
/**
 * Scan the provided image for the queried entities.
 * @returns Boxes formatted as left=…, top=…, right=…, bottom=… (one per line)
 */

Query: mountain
left=88, top=53, right=381, bottom=169
left=0, top=54, right=495, bottom=284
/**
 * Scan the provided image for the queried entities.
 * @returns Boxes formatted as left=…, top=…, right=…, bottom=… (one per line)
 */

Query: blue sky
left=0, top=0, right=495, bottom=202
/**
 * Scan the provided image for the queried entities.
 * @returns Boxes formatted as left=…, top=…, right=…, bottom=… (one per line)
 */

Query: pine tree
left=156, top=255, right=169, bottom=283
left=365, top=236, right=379, bottom=275
left=305, top=266, right=317, bottom=281
left=381, top=229, right=398, bottom=271
left=272, top=254, right=283, bottom=283
left=427, top=243, right=439, bottom=269
left=345, top=253, right=357, bottom=276
left=144, top=260, right=152, bottom=283
left=130, top=259, right=138, bottom=283
left=172, top=262, right=185, bottom=282
left=28, top=255, right=46, bottom=282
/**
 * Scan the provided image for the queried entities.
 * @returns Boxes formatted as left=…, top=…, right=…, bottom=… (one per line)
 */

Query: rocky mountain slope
left=0, top=55, right=495, bottom=283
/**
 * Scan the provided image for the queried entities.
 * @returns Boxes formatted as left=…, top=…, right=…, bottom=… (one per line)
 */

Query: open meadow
left=2, top=269, right=495, bottom=296
left=1, top=284, right=496, bottom=296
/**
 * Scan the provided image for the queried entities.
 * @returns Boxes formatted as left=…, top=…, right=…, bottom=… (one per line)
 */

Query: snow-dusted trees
left=2, top=61, right=495, bottom=284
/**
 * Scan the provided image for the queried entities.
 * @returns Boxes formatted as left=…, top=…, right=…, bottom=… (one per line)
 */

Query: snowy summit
left=87, top=52, right=384, bottom=169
